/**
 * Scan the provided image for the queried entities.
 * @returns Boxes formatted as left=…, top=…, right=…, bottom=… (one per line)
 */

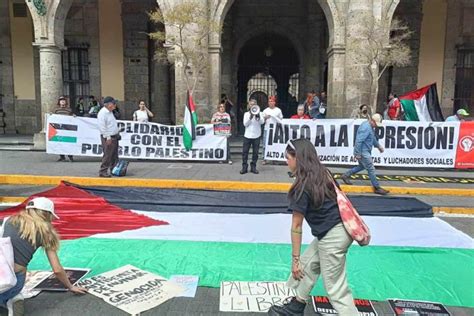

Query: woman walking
left=0, top=197, right=87, bottom=313
left=268, top=139, right=358, bottom=316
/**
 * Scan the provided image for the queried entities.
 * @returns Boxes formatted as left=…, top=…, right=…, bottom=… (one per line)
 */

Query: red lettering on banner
left=455, top=122, right=474, bottom=169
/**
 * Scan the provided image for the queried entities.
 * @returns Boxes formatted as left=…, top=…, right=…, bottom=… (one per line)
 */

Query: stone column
left=326, top=45, right=346, bottom=118
left=209, top=44, right=222, bottom=108
left=33, top=45, right=63, bottom=149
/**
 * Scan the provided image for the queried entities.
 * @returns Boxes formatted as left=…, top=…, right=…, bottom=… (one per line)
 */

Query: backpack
left=111, top=160, right=129, bottom=177
left=0, top=217, right=17, bottom=294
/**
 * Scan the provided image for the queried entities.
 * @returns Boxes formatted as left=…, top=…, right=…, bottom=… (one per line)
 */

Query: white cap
left=371, top=113, right=383, bottom=127
left=25, top=197, right=59, bottom=219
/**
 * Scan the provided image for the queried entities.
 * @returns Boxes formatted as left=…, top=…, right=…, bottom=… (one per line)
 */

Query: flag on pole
left=183, top=91, right=198, bottom=150
left=399, top=83, right=444, bottom=121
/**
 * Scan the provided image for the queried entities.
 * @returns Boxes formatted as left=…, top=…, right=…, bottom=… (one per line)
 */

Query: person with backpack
left=267, top=139, right=358, bottom=316
left=0, top=197, right=87, bottom=312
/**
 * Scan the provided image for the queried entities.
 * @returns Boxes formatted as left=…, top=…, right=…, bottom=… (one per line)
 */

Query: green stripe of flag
left=50, top=135, right=77, bottom=143
left=400, top=99, right=419, bottom=121
left=29, top=238, right=474, bottom=307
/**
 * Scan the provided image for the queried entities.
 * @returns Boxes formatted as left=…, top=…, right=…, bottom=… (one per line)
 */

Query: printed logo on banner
left=312, top=296, right=377, bottom=315
left=48, top=123, right=78, bottom=143
left=455, top=122, right=474, bottom=169
left=388, top=299, right=451, bottom=316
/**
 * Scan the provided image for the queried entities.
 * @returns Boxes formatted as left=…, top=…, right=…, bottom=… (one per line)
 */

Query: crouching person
left=0, top=197, right=87, bottom=314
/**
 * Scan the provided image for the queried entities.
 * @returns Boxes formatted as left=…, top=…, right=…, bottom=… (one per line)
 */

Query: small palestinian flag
left=48, top=123, right=78, bottom=143
left=399, top=83, right=444, bottom=122
left=183, top=90, right=198, bottom=150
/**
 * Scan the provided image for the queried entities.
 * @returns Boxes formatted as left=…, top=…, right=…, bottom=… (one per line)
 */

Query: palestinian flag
left=48, top=123, right=78, bottom=143
left=399, top=83, right=444, bottom=121
left=1, top=183, right=472, bottom=308
left=183, top=91, right=198, bottom=150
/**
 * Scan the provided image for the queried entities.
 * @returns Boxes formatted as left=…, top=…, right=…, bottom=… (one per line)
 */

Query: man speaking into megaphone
left=241, top=99, right=265, bottom=175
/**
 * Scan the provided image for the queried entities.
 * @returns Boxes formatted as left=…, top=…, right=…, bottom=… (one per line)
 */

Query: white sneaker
left=6, top=294, right=24, bottom=316
left=228, top=160, right=233, bottom=165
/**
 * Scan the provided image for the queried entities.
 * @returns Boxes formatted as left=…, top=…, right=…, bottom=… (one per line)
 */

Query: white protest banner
left=264, top=119, right=463, bottom=168
left=220, top=281, right=296, bottom=313
left=78, top=265, right=184, bottom=315
left=46, top=115, right=227, bottom=161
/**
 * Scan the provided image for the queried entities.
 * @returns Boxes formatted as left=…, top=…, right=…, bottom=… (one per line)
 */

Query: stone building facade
left=0, top=0, right=472, bottom=141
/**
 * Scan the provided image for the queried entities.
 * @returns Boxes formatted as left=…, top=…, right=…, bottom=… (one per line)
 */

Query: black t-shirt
left=288, top=191, right=342, bottom=240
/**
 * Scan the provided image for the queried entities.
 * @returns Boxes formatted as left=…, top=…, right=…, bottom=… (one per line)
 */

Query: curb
left=1, top=196, right=473, bottom=215
left=0, top=174, right=473, bottom=196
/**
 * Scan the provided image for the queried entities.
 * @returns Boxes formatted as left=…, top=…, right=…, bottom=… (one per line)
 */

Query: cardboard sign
left=312, top=296, right=377, bottom=315
left=388, top=299, right=451, bottom=315
left=32, top=268, right=90, bottom=291
left=78, top=265, right=183, bottom=315
left=219, top=281, right=296, bottom=313
left=169, top=275, right=199, bottom=298
left=213, top=122, right=231, bottom=136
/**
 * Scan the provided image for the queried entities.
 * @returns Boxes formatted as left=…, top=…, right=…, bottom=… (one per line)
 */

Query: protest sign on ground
left=78, top=265, right=183, bottom=315
left=220, top=281, right=296, bottom=313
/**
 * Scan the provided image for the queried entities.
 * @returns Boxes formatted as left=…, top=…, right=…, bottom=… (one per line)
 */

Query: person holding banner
left=97, top=96, right=120, bottom=178
left=54, top=96, right=75, bottom=162
left=262, top=96, right=283, bottom=164
left=212, top=102, right=232, bottom=164
left=0, top=197, right=87, bottom=311
left=290, top=105, right=310, bottom=119
left=341, top=114, right=389, bottom=195
left=268, top=139, right=358, bottom=316
left=241, top=99, right=264, bottom=174
left=132, top=100, right=154, bottom=123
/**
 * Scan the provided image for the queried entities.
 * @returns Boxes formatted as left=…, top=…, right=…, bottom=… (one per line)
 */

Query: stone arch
left=232, top=28, right=304, bottom=70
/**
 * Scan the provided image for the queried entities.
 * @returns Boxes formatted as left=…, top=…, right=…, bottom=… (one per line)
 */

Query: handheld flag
left=399, top=83, right=444, bottom=121
left=183, top=91, right=198, bottom=150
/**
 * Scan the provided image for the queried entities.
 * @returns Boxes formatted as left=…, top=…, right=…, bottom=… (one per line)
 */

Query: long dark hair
left=286, top=138, right=336, bottom=208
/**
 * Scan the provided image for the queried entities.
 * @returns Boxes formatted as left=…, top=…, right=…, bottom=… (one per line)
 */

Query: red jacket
left=291, top=114, right=310, bottom=119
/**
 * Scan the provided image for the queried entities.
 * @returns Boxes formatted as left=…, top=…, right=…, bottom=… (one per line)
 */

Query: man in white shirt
left=97, top=96, right=120, bottom=177
left=445, top=109, right=469, bottom=122
left=262, top=96, right=283, bottom=164
left=241, top=99, right=265, bottom=174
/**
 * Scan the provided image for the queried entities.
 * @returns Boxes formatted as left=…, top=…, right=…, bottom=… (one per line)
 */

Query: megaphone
left=250, top=104, right=260, bottom=115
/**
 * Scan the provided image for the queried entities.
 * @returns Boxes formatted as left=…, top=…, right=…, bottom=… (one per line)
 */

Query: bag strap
left=0, top=216, right=10, bottom=237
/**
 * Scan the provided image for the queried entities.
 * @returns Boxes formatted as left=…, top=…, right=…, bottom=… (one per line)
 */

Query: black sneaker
left=268, top=297, right=306, bottom=316
left=374, top=187, right=389, bottom=195
left=341, top=174, right=353, bottom=185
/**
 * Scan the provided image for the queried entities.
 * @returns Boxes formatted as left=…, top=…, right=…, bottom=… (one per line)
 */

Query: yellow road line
left=0, top=174, right=473, bottom=196
left=433, top=207, right=474, bottom=215
left=0, top=196, right=26, bottom=203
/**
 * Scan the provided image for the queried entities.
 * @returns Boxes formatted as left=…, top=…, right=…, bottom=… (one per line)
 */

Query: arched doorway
left=236, top=33, right=300, bottom=133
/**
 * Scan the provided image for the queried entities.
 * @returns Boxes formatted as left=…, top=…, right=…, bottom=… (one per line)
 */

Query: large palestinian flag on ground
left=399, top=83, right=444, bottom=122
left=1, top=183, right=472, bottom=307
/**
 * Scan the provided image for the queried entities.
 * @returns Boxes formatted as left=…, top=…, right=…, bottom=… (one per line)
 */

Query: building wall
left=98, top=0, right=125, bottom=101
left=0, top=0, right=15, bottom=133
left=417, top=0, right=447, bottom=94
left=64, top=0, right=101, bottom=100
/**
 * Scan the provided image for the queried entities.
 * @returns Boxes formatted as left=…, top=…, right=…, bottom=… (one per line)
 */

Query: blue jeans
left=0, top=272, right=26, bottom=306
left=344, top=153, right=380, bottom=188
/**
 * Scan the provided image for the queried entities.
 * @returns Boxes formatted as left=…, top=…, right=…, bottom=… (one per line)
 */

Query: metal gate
left=454, top=49, right=474, bottom=115
left=236, top=65, right=299, bottom=133
left=62, top=46, right=90, bottom=110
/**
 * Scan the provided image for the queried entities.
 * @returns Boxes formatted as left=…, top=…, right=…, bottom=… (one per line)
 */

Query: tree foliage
left=356, top=17, right=413, bottom=112
left=149, top=1, right=221, bottom=94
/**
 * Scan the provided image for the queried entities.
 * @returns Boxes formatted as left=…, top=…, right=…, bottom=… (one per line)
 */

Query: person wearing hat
left=97, top=96, right=120, bottom=177
left=446, top=109, right=470, bottom=122
left=54, top=96, right=75, bottom=162
left=341, top=113, right=389, bottom=195
left=0, top=197, right=87, bottom=311
left=262, top=96, right=283, bottom=165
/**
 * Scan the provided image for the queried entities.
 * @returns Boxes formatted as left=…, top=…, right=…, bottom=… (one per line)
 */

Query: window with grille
left=454, top=49, right=474, bottom=115
left=62, top=47, right=90, bottom=109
